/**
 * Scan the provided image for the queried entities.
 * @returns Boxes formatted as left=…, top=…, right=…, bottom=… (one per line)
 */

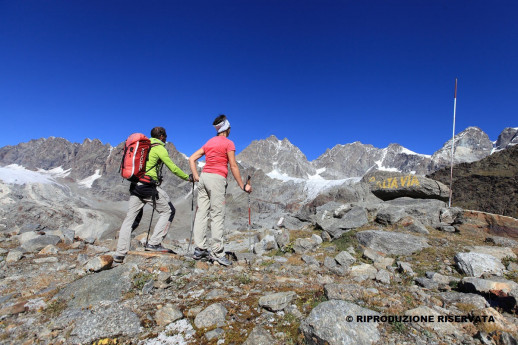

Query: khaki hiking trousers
left=193, top=172, right=227, bottom=258
left=116, top=186, right=174, bottom=257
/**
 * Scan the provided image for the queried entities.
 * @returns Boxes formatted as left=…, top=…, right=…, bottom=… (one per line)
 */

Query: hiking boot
left=193, top=247, right=210, bottom=260
left=113, top=255, right=125, bottom=263
left=145, top=244, right=176, bottom=254
left=210, top=254, right=232, bottom=266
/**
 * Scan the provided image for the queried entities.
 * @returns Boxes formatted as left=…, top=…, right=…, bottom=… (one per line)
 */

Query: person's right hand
left=244, top=184, right=252, bottom=193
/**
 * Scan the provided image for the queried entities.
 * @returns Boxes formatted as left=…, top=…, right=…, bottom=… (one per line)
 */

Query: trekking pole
left=245, top=175, right=252, bottom=253
left=145, top=196, right=156, bottom=247
left=187, top=176, right=195, bottom=253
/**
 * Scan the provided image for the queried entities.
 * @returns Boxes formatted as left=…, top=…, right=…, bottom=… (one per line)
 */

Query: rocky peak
left=495, top=127, right=518, bottom=150
left=237, top=135, right=315, bottom=178
left=431, top=126, right=494, bottom=170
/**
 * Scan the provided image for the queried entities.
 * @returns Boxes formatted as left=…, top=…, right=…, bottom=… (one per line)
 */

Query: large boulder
left=316, top=204, right=369, bottom=238
left=454, top=252, right=505, bottom=277
left=362, top=171, right=450, bottom=201
left=356, top=230, right=429, bottom=256
left=300, top=300, right=380, bottom=345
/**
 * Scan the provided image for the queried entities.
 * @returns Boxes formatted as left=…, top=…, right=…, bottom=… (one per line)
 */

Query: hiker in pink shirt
left=188, top=115, right=252, bottom=266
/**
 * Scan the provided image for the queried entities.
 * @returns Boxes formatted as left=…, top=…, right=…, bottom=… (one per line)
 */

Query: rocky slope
left=428, top=144, right=518, bottom=218
left=1, top=186, right=518, bottom=344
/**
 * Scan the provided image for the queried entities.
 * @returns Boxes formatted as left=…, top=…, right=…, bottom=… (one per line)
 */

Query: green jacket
left=146, top=138, right=189, bottom=182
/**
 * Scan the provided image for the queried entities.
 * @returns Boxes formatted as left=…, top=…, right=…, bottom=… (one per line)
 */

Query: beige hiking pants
left=193, top=172, right=227, bottom=258
left=115, top=186, right=174, bottom=256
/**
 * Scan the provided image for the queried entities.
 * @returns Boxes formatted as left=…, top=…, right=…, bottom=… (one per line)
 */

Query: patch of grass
left=236, top=273, right=252, bottom=285
left=274, top=313, right=304, bottom=344
left=502, top=256, right=518, bottom=267
left=328, top=230, right=358, bottom=253
left=46, top=299, right=67, bottom=318
left=132, top=272, right=155, bottom=290
left=389, top=321, right=407, bottom=334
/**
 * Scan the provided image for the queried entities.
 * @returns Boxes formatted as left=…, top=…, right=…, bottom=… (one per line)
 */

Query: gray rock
left=405, top=306, right=459, bottom=336
left=384, top=197, right=447, bottom=225
left=356, top=230, right=429, bottom=256
left=56, top=304, right=141, bottom=344
left=335, top=251, right=356, bottom=267
left=469, top=246, right=516, bottom=260
left=454, top=252, right=505, bottom=277
left=311, top=234, right=323, bottom=245
left=301, top=255, right=320, bottom=266
left=316, top=205, right=368, bottom=238
left=350, top=264, right=377, bottom=281
left=459, top=276, right=518, bottom=295
left=155, top=304, right=183, bottom=326
left=61, top=229, right=75, bottom=244
left=243, top=326, right=276, bottom=345
left=259, top=291, right=296, bottom=312
left=205, top=289, right=228, bottom=300
left=84, top=255, right=113, bottom=273
left=205, top=328, right=225, bottom=341
left=414, top=277, right=440, bottom=290
left=54, top=264, right=134, bottom=310
left=6, top=250, right=24, bottom=263
left=397, top=261, right=414, bottom=275
left=293, top=238, right=319, bottom=254
left=142, top=279, right=154, bottom=294
left=440, top=207, right=463, bottom=224
left=397, top=216, right=429, bottom=234
left=194, top=303, right=227, bottom=329
left=375, top=269, right=391, bottom=284
left=77, top=254, right=89, bottom=265
left=34, top=257, right=59, bottom=264
left=274, top=229, right=290, bottom=248
left=376, top=206, right=406, bottom=225
left=363, top=171, right=449, bottom=201
left=22, top=234, right=61, bottom=253
left=485, top=236, right=518, bottom=248
left=324, top=283, right=364, bottom=301
left=300, top=300, right=380, bottom=345
left=323, top=256, right=338, bottom=269
left=439, top=291, right=489, bottom=309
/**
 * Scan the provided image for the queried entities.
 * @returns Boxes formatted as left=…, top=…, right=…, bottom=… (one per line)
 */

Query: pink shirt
left=202, top=136, right=236, bottom=178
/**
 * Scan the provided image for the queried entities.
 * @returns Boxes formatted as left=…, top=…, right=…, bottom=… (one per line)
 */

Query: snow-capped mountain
left=312, top=142, right=432, bottom=179
left=495, top=127, right=518, bottom=151
left=430, top=127, right=494, bottom=170
left=237, top=135, right=316, bottom=178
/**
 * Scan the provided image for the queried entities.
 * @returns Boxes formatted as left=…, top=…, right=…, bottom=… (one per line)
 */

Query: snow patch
left=0, top=164, right=65, bottom=185
left=198, top=161, right=206, bottom=169
left=267, top=169, right=360, bottom=200
left=78, top=169, right=102, bottom=188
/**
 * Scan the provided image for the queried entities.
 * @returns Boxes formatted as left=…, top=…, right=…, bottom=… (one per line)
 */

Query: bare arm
left=228, top=150, right=252, bottom=193
left=188, top=148, right=205, bottom=182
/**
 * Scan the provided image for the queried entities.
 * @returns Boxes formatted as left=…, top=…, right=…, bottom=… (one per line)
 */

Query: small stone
left=84, top=255, right=113, bottom=272
left=258, top=291, right=296, bottom=312
left=39, top=245, right=59, bottom=255
left=6, top=250, right=24, bottom=263
left=155, top=304, right=183, bottom=326
left=34, top=257, right=59, bottom=264
left=243, top=326, right=276, bottom=345
left=194, top=303, right=227, bottom=329
left=205, top=328, right=225, bottom=341
left=334, top=251, right=356, bottom=267
left=375, top=269, right=391, bottom=284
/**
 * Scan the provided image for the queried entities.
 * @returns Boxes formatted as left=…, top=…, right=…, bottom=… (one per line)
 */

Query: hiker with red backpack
left=114, top=126, right=192, bottom=263
left=188, top=115, right=252, bottom=266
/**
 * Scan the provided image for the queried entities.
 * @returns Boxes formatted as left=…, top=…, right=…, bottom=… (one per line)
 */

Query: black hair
left=212, top=114, right=227, bottom=126
left=151, top=127, right=167, bottom=139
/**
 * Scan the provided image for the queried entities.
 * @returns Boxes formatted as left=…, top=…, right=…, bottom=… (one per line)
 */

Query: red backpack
left=120, top=133, right=158, bottom=184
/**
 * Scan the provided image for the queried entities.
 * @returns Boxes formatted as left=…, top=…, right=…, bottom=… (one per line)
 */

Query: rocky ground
left=1, top=197, right=518, bottom=345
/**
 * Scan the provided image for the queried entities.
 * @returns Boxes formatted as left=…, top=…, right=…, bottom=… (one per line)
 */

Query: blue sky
left=1, top=1, right=517, bottom=160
